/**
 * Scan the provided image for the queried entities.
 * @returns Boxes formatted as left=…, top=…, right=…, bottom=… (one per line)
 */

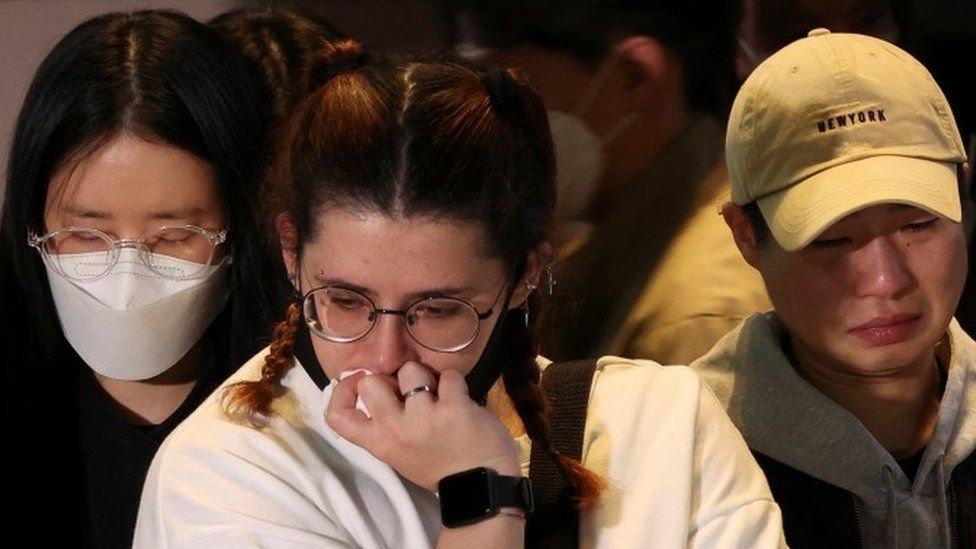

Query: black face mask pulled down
left=464, top=306, right=523, bottom=405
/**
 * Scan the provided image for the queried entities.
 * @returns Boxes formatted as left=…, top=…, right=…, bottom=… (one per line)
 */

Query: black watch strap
left=494, top=473, right=534, bottom=510
left=439, top=467, right=535, bottom=528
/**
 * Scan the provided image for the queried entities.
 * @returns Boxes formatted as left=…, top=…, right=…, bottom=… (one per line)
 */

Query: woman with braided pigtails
left=135, top=40, right=785, bottom=548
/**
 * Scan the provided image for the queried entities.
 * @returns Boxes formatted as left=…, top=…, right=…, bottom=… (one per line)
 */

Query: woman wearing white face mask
left=0, top=10, right=286, bottom=548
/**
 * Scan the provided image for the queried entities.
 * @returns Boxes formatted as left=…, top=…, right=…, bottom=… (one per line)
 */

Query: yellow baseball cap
left=726, top=28, right=967, bottom=251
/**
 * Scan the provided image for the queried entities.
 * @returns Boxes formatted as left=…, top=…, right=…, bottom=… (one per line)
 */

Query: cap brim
left=757, top=156, right=960, bottom=251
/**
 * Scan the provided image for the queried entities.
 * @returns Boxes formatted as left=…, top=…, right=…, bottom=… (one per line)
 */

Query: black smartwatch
left=438, top=467, right=535, bottom=528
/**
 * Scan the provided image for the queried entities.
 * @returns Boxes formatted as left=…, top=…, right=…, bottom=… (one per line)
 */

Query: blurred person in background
left=210, top=5, right=346, bottom=130
left=210, top=5, right=348, bottom=250
left=442, top=0, right=771, bottom=365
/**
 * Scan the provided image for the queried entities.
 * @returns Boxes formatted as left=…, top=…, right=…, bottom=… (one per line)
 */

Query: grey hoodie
left=692, top=313, right=976, bottom=548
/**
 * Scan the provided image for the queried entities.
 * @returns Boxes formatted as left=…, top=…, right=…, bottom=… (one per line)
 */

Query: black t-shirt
left=897, top=446, right=927, bottom=483
left=76, top=367, right=222, bottom=549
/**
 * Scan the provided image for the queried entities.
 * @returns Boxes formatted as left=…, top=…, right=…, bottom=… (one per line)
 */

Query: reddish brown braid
left=501, top=295, right=605, bottom=510
left=222, top=301, right=302, bottom=425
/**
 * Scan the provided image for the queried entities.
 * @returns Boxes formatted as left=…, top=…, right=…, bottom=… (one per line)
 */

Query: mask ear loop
left=289, top=260, right=330, bottom=387
left=289, top=273, right=301, bottom=300
left=464, top=274, right=521, bottom=405
left=572, top=54, right=621, bottom=115
left=571, top=52, right=638, bottom=147
left=736, top=35, right=765, bottom=73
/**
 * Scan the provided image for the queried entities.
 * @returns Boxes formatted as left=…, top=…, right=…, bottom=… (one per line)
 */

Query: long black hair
left=0, top=8, right=284, bottom=529
left=209, top=5, right=346, bottom=125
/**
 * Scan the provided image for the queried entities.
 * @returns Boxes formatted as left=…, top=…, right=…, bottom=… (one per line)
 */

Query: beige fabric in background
left=608, top=158, right=771, bottom=364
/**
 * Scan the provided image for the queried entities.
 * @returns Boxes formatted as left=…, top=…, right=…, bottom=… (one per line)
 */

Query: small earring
left=525, top=280, right=538, bottom=292
left=544, top=263, right=556, bottom=295
left=522, top=303, right=530, bottom=328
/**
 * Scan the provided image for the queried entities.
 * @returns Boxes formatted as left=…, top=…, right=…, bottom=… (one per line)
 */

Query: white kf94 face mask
left=546, top=54, right=638, bottom=221
left=44, top=248, right=232, bottom=380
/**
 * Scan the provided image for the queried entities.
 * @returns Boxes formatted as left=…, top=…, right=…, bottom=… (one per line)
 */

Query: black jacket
left=755, top=451, right=976, bottom=548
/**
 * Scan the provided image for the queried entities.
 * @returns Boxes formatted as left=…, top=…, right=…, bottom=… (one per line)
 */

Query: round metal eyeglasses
left=27, top=225, right=227, bottom=281
left=302, top=285, right=505, bottom=352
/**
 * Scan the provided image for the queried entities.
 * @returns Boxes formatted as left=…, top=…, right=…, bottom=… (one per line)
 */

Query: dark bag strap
left=525, top=358, right=598, bottom=548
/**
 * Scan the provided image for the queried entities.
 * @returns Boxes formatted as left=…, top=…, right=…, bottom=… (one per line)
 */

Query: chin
left=841, top=337, right=937, bottom=374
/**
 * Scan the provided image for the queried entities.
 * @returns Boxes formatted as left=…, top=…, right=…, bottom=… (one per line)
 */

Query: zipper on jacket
left=851, top=493, right=865, bottom=549
left=948, top=479, right=958, bottom=548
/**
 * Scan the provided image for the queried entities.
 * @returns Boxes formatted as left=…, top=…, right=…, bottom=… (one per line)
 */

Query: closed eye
left=809, top=236, right=851, bottom=248
left=330, top=296, right=368, bottom=310
left=413, top=301, right=464, bottom=318
left=904, top=217, right=939, bottom=233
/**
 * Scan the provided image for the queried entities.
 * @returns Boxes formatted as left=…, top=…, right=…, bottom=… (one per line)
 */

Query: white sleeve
left=133, top=419, right=357, bottom=549
left=687, top=381, right=787, bottom=548
left=579, top=360, right=785, bottom=549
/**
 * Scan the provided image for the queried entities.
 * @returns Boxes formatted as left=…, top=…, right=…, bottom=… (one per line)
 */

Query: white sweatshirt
left=135, top=350, right=784, bottom=548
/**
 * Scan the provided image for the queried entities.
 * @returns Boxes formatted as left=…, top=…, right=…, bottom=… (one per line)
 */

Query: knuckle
left=324, top=409, right=341, bottom=426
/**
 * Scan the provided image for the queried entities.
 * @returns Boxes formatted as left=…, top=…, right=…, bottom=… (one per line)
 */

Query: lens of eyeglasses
left=40, top=226, right=221, bottom=281
left=143, top=226, right=219, bottom=279
left=43, top=228, right=115, bottom=281
left=303, top=287, right=376, bottom=343
left=302, top=287, right=483, bottom=351
left=405, top=298, right=481, bottom=352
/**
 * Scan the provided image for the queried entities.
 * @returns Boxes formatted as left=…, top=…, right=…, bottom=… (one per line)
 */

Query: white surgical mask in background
left=45, top=248, right=232, bottom=380
left=547, top=54, right=638, bottom=221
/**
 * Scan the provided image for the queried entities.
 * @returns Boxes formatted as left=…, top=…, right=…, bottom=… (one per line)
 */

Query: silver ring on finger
left=402, top=384, right=434, bottom=400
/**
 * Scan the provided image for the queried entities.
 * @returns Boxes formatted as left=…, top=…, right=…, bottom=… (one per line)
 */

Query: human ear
left=612, top=35, right=670, bottom=103
left=508, top=242, right=551, bottom=309
left=721, top=203, right=762, bottom=269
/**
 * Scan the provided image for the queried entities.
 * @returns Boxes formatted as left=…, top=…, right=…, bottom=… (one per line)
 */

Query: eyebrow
left=147, top=208, right=208, bottom=221
left=311, top=274, right=476, bottom=301
left=63, top=205, right=111, bottom=219
left=62, top=205, right=207, bottom=220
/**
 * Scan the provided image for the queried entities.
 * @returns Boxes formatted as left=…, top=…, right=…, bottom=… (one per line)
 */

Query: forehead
left=303, top=209, right=504, bottom=290
left=45, top=133, right=221, bottom=220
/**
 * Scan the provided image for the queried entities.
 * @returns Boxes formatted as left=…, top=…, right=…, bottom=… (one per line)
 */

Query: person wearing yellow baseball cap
left=693, top=28, right=974, bottom=548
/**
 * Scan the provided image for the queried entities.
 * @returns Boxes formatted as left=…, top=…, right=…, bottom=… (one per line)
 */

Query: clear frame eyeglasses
left=27, top=225, right=228, bottom=281
left=302, top=284, right=506, bottom=353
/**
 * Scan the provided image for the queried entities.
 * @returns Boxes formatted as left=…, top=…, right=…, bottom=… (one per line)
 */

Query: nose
left=362, top=313, right=420, bottom=375
left=853, top=236, right=917, bottom=299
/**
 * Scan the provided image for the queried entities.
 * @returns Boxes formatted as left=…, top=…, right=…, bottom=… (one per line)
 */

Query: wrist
left=438, top=467, right=534, bottom=528
left=494, top=507, right=527, bottom=522
left=483, top=456, right=521, bottom=478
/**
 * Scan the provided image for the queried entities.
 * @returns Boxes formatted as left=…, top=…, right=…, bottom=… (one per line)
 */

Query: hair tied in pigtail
left=481, top=68, right=524, bottom=119
left=305, top=38, right=368, bottom=93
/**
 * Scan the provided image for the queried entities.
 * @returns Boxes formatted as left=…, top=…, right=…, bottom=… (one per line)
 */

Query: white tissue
left=339, top=368, right=373, bottom=418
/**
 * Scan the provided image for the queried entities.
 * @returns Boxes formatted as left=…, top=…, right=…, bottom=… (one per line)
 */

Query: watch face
left=439, top=468, right=494, bottom=527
